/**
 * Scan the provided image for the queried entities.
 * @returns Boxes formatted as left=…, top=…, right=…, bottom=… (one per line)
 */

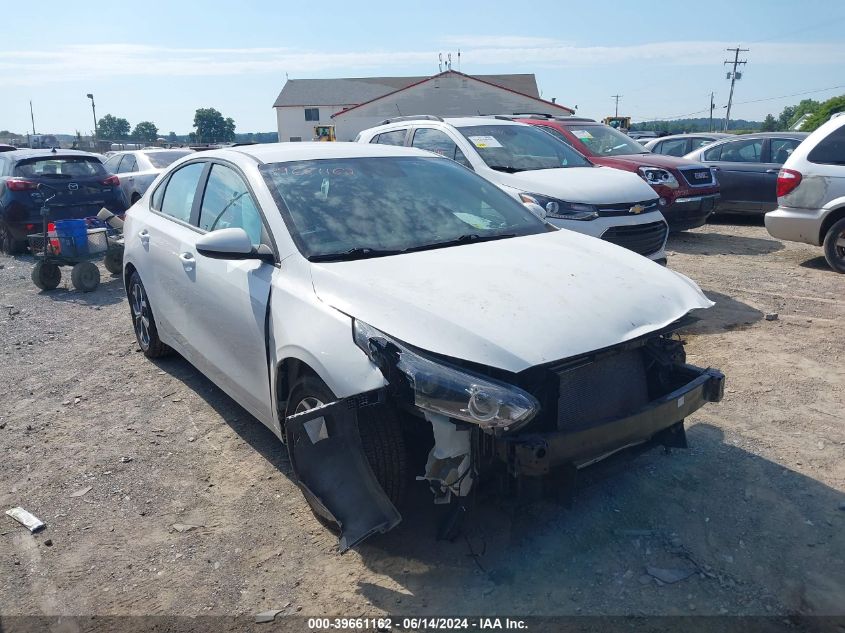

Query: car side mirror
left=195, top=228, right=274, bottom=262
left=523, top=202, right=547, bottom=221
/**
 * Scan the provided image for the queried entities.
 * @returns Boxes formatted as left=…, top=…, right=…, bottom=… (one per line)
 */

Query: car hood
left=309, top=230, right=712, bottom=373
left=595, top=153, right=709, bottom=172
left=494, top=166, right=657, bottom=204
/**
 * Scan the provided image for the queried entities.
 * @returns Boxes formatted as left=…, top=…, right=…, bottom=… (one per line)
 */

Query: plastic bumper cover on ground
left=499, top=364, right=725, bottom=476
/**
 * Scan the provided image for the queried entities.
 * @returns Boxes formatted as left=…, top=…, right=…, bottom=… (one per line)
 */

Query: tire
left=128, top=271, right=172, bottom=358
left=823, top=217, right=845, bottom=274
left=0, top=221, right=26, bottom=256
left=71, top=262, right=100, bottom=292
left=31, top=261, right=61, bottom=290
left=286, top=375, right=408, bottom=510
left=104, top=249, right=123, bottom=275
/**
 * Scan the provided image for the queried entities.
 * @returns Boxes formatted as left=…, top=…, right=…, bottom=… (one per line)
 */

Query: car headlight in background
left=638, top=167, right=679, bottom=189
left=518, top=193, right=599, bottom=221
left=353, top=320, right=539, bottom=433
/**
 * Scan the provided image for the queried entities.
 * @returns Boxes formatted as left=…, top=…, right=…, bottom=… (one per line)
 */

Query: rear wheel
left=104, top=249, right=123, bottom=275
left=0, top=221, right=26, bottom=256
left=128, top=271, right=171, bottom=358
left=71, top=262, right=100, bottom=292
left=823, top=217, right=845, bottom=274
left=31, top=261, right=61, bottom=290
left=286, top=375, right=408, bottom=516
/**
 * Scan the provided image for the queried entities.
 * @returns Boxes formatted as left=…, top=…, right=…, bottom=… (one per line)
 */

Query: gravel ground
left=1, top=220, right=843, bottom=623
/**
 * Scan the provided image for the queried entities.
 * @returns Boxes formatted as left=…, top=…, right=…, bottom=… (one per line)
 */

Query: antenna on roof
left=457, top=49, right=461, bottom=71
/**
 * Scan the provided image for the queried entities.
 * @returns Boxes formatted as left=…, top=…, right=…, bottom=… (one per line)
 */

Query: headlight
left=638, top=167, right=679, bottom=189
left=353, top=320, right=539, bottom=433
left=518, top=193, right=598, bottom=221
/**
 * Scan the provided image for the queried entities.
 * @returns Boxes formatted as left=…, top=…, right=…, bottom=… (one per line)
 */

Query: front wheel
left=128, top=271, right=171, bottom=358
left=285, top=375, right=408, bottom=515
left=823, top=217, right=845, bottom=274
left=31, top=261, right=61, bottom=290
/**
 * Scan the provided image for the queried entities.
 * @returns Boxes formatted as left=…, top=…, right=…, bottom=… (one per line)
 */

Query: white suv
left=765, top=114, right=845, bottom=272
left=357, top=116, right=669, bottom=263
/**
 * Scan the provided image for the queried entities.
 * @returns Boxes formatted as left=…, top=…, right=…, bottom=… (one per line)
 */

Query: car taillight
left=101, top=175, right=120, bottom=186
left=777, top=169, right=802, bottom=198
left=6, top=178, right=38, bottom=191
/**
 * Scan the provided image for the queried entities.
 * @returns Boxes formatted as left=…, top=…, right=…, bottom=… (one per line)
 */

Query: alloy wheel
left=131, top=282, right=151, bottom=348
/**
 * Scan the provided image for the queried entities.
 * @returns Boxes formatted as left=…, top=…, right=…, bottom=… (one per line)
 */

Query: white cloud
left=0, top=39, right=842, bottom=86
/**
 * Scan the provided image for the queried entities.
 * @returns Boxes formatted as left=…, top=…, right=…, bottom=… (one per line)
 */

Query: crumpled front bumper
left=496, top=364, right=725, bottom=476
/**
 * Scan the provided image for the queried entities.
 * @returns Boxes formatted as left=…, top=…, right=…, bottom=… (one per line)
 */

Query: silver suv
left=765, top=114, right=845, bottom=272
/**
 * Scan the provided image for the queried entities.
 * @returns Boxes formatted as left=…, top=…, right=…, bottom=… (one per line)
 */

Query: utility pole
left=612, top=94, right=622, bottom=117
left=709, top=92, right=715, bottom=132
left=87, top=93, right=97, bottom=140
left=723, top=46, right=748, bottom=131
left=29, top=100, right=36, bottom=135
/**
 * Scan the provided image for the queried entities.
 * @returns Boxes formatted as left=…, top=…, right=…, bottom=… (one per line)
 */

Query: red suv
left=513, top=115, right=720, bottom=231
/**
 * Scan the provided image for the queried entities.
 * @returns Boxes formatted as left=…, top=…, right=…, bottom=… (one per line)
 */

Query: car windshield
left=455, top=124, right=592, bottom=172
left=567, top=125, right=648, bottom=157
left=13, top=157, right=106, bottom=178
left=259, top=156, right=548, bottom=261
left=146, top=151, right=192, bottom=168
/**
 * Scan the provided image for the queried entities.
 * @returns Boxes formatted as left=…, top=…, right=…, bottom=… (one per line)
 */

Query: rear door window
left=118, top=154, right=138, bottom=174
left=708, top=138, right=763, bottom=163
left=691, top=137, right=716, bottom=151
left=372, top=130, right=408, bottom=146
left=103, top=155, right=123, bottom=173
left=655, top=138, right=689, bottom=156
left=807, top=125, right=845, bottom=165
left=160, top=162, right=205, bottom=223
left=411, top=128, right=471, bottom=167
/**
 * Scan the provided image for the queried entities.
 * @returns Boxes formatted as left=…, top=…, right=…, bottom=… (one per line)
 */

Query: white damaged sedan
left=123, top=142, right=724, bottom=550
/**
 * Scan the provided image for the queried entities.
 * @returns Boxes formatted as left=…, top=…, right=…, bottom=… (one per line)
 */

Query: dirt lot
left=1, top=220, right=844, bottom=624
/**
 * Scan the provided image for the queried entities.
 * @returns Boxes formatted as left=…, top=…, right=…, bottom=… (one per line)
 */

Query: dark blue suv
left=0, top=149, right=128, bottom=255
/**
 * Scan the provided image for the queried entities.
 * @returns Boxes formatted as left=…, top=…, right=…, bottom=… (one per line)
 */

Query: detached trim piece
left=284, top=389, right=400, bottom=552
left=500, top=364, right=725, bottom=476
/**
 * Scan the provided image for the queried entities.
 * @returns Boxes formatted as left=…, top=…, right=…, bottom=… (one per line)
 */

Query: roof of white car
left=225, top=141, right=438, bottom=163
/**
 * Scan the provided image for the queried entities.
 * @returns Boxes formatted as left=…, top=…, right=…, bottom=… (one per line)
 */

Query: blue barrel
left=54, top=220, right=89, bottom=256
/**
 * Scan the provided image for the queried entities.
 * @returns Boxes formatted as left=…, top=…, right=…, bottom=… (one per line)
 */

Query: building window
left=289, top=137, right=302, bottom=142
left=304, top=108, right=320, bottom=121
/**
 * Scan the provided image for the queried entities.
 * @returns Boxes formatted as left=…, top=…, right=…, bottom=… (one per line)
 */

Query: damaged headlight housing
left=638, top=166, right=679, bottom=189
left=518, top=193, right=599, bottom=221
left=353, top=320, right=539, bottom=433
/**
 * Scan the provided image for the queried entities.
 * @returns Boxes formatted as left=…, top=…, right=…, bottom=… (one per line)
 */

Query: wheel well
left=275, top=358, right=319, bottom=418
left=820, top=206, right=845, bottom=244
left=123, top=262, right=137, bottom=296
left=131, top=192, right=141, bottom=203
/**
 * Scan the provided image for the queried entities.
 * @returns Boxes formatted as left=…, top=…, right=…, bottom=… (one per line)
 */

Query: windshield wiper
left=404, top=233, right=517, bottom=253
left=488, top=165, right=523, bottom=173
left=308, top=247, right=404, bottom=262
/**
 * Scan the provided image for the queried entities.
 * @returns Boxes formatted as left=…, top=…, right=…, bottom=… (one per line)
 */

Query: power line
left=731, top=84, right=845, bottom=107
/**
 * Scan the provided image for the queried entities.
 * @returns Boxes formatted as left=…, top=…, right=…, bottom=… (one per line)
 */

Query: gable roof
left=273, top=72, right=541, bottom=108
left=331, top=70, right=575, bottom=118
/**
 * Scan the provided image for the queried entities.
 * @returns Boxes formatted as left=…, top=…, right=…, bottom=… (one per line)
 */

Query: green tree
left=760, top=114, right=778, bottom=132
left=97, top=114, right=131, bottom=140
left=800, top=95, right=845, bottom=132
left=132, top=121, right=159, bottom=143
left=192, top=107, right=235, bottom=143
left=168, top=131, right=177, bottom=142
left=776, top=99, right=819, bottom=131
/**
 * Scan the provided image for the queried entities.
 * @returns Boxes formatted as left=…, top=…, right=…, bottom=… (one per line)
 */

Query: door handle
left=179, top=252, right=195, bottom=271
left=138, top=229, right=150, bottom=244
left=765, top=169, right=779, bottom=174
